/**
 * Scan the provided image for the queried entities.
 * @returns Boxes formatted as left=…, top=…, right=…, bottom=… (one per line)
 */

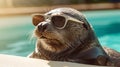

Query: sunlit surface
left=0, top=10, right=120, bottom=57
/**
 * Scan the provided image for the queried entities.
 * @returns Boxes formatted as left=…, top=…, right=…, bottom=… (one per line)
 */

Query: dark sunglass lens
left=51, top=16, right=66, bottom=28
left=36, top=15, right=45, bottom=22
left=33, top=15, right=45, bottom=26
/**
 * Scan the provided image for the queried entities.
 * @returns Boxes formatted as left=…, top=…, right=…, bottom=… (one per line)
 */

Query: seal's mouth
left=40, top=36, right=47, bottom=39
left=40, top=35, right=56, bottom=41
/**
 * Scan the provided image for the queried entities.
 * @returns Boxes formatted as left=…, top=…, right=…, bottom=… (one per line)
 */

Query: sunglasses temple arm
left=70, top=17, right=84, bottom=24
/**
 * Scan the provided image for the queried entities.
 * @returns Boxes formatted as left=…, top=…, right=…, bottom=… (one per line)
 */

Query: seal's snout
left=37, top=22, right=48, bottom=32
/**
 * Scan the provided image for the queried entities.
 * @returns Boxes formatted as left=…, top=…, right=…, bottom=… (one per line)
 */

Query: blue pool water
left=0, top=10, right=120, bottom=57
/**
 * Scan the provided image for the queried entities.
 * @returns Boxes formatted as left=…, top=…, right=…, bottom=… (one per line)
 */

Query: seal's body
left=29, top=8, right=120, bottom=66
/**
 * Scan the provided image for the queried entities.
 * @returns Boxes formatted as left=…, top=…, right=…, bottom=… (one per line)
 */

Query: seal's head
left=32, top=8, right=99, bottom=53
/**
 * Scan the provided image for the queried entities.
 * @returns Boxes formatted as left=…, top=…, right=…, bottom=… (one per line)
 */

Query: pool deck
left=0, top=54, right=112, bottom=67
left=0, top=3, right=120, bottom=16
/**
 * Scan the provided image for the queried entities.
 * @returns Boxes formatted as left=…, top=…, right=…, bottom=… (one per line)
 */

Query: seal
left=29, top=8, right=120, bottom=66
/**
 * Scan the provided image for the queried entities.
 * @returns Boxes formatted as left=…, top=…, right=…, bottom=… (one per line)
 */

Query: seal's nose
left=37, top=22, right=48, bottom=32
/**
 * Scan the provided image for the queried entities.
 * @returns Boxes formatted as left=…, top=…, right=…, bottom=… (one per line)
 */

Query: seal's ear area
left=83, top=23, right=89, bottom=30
left=32, top=14, right=44, bottom=26
left=82, top=19, right=91, bottom=30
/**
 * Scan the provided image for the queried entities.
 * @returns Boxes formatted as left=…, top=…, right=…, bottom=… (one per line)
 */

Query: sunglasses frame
left=33, top=13, right=84, bottom=29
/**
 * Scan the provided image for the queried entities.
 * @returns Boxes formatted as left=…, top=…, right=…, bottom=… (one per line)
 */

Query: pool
left=0, top=10, right=120, bottom=57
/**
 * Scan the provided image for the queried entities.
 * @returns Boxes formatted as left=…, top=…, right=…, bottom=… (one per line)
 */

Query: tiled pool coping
left=0, top=54, right=112, bottom=67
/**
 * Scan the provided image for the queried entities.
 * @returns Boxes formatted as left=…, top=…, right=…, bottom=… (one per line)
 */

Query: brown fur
left=29, top=8, right=120, bottom=66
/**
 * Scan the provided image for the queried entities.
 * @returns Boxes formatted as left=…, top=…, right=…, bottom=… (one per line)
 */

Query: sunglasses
left=32, top=14, right=83, bottom=29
